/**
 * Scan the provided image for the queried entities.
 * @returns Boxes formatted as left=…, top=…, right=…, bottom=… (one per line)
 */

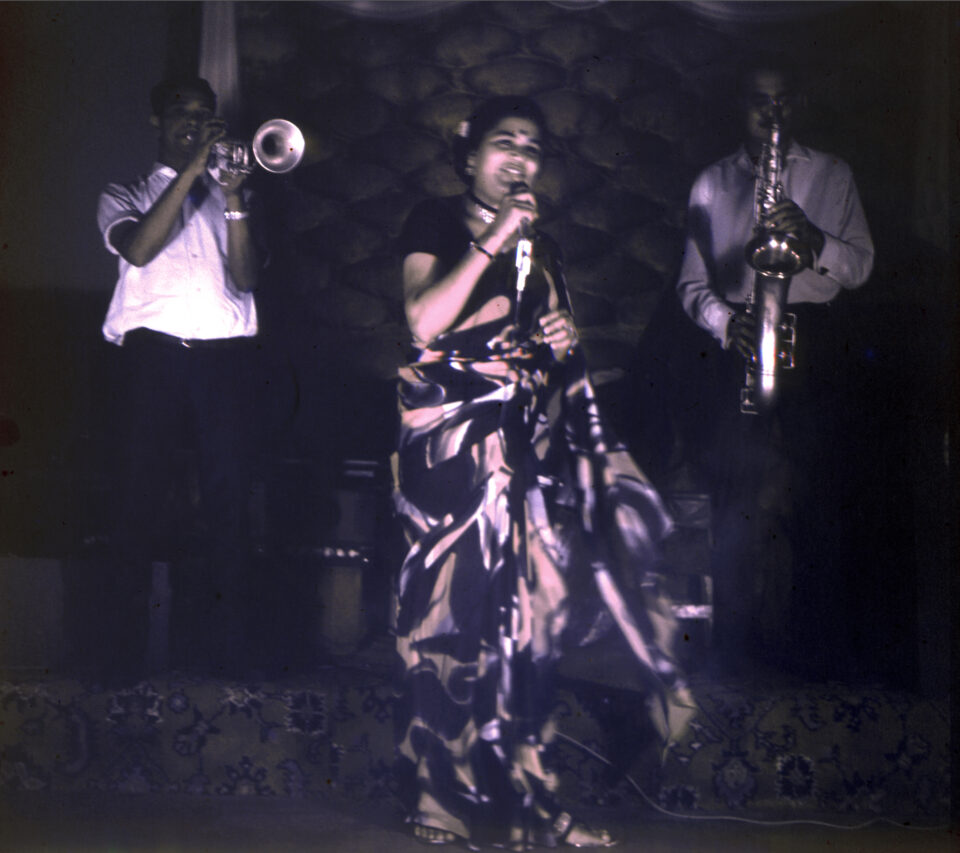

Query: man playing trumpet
left=93, top=77, right=266, bottom=682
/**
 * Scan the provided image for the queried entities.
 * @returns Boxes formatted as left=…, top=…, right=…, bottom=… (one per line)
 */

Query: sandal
left=413, top=823, right=459, bottom=845
left=492, top=828, right=534, bottom=851
left=549, top=812, right=618, bottom=848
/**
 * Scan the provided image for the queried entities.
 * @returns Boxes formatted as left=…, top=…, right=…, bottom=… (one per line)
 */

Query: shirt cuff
left=704, top=301, right=735, bottom=348
left=813, top=233, right=841, bottom=278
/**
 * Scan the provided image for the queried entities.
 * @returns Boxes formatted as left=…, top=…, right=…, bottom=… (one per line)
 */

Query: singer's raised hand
left=487, top=182, right=538, bottom=249
left=536, top=309, right=578, bottom=360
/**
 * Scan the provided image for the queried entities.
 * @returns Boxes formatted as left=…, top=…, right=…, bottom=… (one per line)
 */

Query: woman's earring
left=465, top=165, right=475, bottom=176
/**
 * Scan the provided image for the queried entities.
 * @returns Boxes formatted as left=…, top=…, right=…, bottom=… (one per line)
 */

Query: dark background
left=0, top=2, right=955, bottom=693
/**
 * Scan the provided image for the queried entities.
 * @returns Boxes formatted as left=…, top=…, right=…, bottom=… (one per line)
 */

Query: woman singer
left=392, top=96, right=694, bottom=850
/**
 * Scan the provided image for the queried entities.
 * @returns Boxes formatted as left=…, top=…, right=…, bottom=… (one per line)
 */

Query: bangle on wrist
left=470, top=240, right=494, bottom=260
left=224, top=209, right=249, bottom=221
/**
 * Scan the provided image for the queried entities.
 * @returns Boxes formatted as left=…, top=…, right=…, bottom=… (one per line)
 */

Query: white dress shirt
left=676, top=143, right=874, bottom=347
left=97, top=163, right=258, bottom=345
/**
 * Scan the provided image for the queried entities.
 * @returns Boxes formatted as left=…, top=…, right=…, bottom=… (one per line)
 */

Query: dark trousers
left=687, top=303, right=858, bottom=676
left=102, top=329, right=263, bottom=677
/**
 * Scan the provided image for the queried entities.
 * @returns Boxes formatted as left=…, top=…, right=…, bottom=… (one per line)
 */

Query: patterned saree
left=392, top=224, right=692, bottom=847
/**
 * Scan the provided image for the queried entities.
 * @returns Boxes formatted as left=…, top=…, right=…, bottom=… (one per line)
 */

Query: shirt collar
left=735, top=141, right=812, bottom=172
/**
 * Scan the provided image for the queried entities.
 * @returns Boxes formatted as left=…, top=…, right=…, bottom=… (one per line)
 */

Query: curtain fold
left=199, top=1, right=241, bottom=128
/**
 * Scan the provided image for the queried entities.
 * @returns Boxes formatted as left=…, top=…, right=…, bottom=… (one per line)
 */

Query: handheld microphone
left=509, top=182, right=533, bottom=324
left=509, top=182, right=533, bottom=239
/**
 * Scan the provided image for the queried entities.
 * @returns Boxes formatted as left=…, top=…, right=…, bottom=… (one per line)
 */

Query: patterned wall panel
left=234, top=4, right=722, bottom=380
left=229, top=0, right=940, bottom=459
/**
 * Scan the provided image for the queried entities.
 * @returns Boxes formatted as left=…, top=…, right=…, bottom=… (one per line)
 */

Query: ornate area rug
left=551, top=676, right=950, bottom=822
left=0, top=665, right=949, bottom=822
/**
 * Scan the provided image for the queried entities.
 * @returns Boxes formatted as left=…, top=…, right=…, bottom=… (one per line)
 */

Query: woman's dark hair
left=452, top=96, right=549, bottom=184
left=150, top=77, right=217, bottom=117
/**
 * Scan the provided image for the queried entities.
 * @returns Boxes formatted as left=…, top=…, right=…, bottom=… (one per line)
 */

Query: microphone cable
left=554, top=731, right=950, bottom=833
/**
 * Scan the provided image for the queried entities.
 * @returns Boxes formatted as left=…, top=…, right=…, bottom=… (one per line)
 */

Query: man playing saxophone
left=674, top=56, right=874, bottom=678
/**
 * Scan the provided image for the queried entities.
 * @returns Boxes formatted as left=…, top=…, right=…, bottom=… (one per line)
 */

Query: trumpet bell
left=252, top=119, right=305, bottom=174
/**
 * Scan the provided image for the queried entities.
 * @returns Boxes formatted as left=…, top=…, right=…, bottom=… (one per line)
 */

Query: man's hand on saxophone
left=764, top=199, right=826, bottom=256
left=727, top=310, right=757, bottom=361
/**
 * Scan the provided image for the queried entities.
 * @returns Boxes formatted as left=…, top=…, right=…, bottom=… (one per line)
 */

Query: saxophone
left=740, top=108, right=812, bottom=415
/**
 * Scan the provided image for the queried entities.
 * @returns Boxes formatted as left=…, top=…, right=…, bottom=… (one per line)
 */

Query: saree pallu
left=392, top=323, right=692, bottom=846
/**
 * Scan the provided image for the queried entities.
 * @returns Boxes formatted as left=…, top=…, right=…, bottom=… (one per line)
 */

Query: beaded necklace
left=468, top=192, right=497, bottom=225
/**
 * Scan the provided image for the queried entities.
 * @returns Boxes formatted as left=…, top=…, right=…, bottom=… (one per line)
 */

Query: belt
left=790, top=301, right=834, bottom=315
left=731, top=301, right=834, bottom=325
left=731, top=300, right=833, bottom=312
left=124, top=327, right=256, bottom=350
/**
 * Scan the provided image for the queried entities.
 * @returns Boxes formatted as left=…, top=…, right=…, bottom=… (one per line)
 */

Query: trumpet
left=208, top=119, right=305, bottom=183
